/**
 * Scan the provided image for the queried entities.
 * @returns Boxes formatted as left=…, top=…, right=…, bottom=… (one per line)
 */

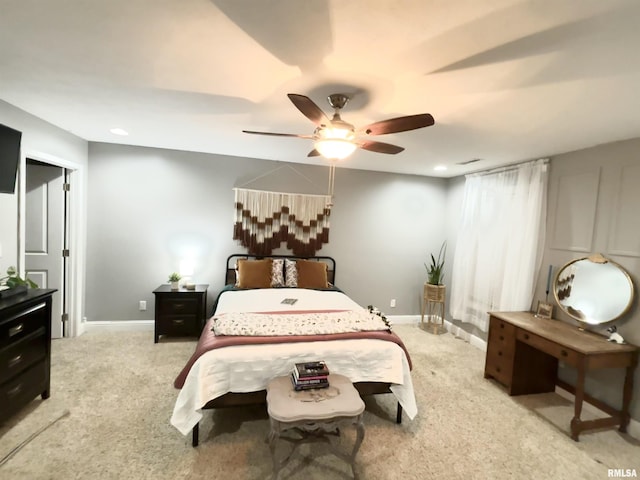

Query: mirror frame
left=552, top=253, right=635, bottom=325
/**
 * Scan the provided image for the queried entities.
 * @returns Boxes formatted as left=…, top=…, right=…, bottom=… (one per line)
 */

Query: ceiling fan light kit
left=243, top=93, right=435, bottom=161
left=314, top=127, right=357, bottom=160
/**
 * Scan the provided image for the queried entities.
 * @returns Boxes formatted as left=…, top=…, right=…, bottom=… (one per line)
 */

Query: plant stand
left=421, top=283, right=446, bottom=335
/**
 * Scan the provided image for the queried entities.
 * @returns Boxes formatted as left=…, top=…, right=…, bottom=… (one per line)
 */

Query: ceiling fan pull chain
left=327, top=162, right=336, bottom=208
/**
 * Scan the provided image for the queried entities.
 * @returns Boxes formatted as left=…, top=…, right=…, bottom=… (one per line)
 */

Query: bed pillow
left=271, top=258, right=285, bottom=287
left=296, top=260, right=329, bottom=289
left=236, top=259, right=273, bottom=288
left=284, top=259, right=297, bottom=287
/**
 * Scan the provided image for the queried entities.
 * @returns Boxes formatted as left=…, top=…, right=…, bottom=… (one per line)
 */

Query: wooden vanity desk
left=484, top=311, right=638, bottom=441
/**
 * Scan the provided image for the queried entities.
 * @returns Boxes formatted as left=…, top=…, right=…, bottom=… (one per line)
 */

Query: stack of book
left=290, top=361, right=330, bottom=391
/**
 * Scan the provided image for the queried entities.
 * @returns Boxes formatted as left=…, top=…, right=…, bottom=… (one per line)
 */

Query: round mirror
left=553, top=254, right=635, bottom=325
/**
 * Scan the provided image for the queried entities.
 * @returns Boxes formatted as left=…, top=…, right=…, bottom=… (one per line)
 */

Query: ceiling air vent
left=457, top=158, right=482, bottom=165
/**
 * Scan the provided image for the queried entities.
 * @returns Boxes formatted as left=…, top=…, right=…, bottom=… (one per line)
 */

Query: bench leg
left=192, top=423, right=199, bottom=447
left=396, top=403, right=403, bottom=424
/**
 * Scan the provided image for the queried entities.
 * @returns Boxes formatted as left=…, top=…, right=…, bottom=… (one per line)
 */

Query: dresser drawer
left=0, top=301, right=47, bottom=348
left=0, top=360, right=48, bottom=421
left=0, top=328, right=47, bottom=384
left=158, top=297, right=199, bottom=315
left=516, top=329, right=580, bottom=366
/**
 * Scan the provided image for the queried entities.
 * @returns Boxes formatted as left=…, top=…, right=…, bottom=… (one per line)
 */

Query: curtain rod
left=468, top=158, right=549, bottom=178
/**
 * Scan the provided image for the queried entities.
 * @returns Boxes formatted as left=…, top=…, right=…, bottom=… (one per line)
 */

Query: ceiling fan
left=243, top=93, right=435, bottom=160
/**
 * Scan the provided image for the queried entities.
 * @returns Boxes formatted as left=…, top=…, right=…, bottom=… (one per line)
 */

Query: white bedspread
left=170, top=289, right=417, bottom=436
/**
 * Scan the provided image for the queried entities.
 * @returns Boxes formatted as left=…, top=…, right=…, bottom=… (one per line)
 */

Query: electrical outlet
left=390, top=299, right=396, bottom=308
left=139, top=300, right=147, bottom=311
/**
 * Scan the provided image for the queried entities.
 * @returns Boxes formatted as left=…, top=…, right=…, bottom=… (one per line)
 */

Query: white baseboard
left=82, top=320, right=154, bottom=333
left=445, top=319, right=487, bottom=351
left=387, top=315, right=420, bottom=325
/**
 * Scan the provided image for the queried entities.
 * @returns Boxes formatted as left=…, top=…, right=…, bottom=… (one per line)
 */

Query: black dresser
left=0, top=288, right=56, bottom=423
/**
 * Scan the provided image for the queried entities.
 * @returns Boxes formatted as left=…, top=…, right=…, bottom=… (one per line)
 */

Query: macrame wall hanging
left=233, top=188, right=332, bottom=256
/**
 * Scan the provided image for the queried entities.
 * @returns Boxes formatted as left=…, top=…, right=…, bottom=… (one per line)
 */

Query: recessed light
left=110, top=127, right=129, bottom=136
left=434, top=165, right=447, bottom=171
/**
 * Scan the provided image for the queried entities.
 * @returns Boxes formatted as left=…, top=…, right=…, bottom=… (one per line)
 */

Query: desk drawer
left=516, top=330, right=580, bottom=366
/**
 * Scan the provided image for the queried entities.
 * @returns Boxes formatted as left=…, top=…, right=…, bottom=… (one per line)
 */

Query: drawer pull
left=173, top=303, right=185, bottom=309
left=9, top=323, right=24, bottom=337
left=8, top=354, right=23, bottom=368
left=561, top=350, right=568, bottom=357
left=7, top=384, right=22, bottom=397
left=498, top=351, right=502, bottom=357
left=496, top=367, right=501, bottom=373
left=523, top=334, right=530, bottom=340
left=499, top=335, right=504, bottom=341
left=500, top=323, right=505, bottom=329
left=172, top=319, right=185, bottom=325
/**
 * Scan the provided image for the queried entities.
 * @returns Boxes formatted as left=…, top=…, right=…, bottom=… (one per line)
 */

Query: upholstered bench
left=266, top=373, right=365, bottom=479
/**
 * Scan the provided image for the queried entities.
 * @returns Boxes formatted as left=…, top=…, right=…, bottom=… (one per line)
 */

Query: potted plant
left=0, top=266, right=38, bottom=298
left=425, top=241, right=446, bottom=285
left=422, top=242, right=447, bottom=333
left=168, top=272, right=181, bottom=290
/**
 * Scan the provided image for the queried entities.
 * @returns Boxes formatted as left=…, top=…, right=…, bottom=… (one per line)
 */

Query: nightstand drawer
left=516, top=330, right=580, bottom=366
left=158, top=297, right=199, bottom=315
left=157, top=315, right=200, bottom=336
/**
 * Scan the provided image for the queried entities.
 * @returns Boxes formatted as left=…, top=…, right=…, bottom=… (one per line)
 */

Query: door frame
left=17, top=149, right=85, bottom=338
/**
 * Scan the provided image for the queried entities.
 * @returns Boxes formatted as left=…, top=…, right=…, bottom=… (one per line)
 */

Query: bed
left=170, top=254, right=417, bottom=446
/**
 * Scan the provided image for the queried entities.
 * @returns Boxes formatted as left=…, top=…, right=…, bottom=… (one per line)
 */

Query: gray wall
left=533, top=138, right=640, bottom=421
left=0, top=99, right=88, bottom=281
left=85, top=143, right=447, bottom=321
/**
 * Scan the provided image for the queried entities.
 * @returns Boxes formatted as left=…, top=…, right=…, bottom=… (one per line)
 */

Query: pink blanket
left=173, top=315, right=413, bottom=389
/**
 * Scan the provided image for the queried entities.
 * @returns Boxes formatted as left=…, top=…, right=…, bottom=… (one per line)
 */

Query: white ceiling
left=1, top=0, right=640, bottom=178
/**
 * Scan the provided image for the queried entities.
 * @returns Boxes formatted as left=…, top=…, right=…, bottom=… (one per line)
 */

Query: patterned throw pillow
left=271, top=258, right=285, bottom=287
left=284, top=259, right=297, bottom=287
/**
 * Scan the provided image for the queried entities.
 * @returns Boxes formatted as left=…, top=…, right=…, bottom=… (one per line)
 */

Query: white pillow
left=284, top=259, right=297, bottom=287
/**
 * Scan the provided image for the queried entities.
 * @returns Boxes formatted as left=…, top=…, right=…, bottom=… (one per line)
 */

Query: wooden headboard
left=225, top=254, right=336, bottom=286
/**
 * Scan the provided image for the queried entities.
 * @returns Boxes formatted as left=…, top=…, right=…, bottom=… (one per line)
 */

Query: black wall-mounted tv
left=0, top=123, right=22, bottom=194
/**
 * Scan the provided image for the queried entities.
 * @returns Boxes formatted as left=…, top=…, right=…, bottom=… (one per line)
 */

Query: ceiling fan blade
left=307, top=149, right=321, bottom=157
left=287, top=94, right=330, bottom=126
left=243, top=130, right=313, bottom=139
left=358, top=140, right=405, bottom=154
left=360, top=113, right=435, bottom=135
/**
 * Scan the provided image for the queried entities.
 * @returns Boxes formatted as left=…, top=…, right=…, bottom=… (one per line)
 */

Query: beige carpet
left=0, top=325, right=638, bottom=479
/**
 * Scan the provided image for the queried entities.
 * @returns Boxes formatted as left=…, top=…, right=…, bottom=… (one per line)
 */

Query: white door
left=25, top=161, right=67, bottom=338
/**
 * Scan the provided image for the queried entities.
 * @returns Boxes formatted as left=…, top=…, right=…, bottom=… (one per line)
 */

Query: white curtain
left=450, top=159, right=549, bottom=332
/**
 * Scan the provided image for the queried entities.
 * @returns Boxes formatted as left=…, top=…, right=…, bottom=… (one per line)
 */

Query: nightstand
left=153, top=284, right=208, bottom=343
